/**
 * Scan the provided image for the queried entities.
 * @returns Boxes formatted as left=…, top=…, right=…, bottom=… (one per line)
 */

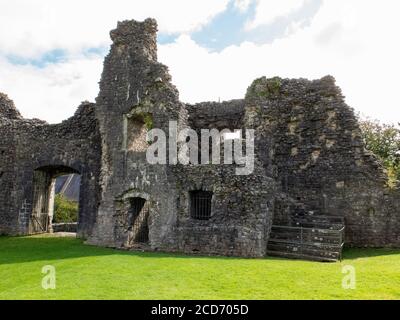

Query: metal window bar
left=190, top=191, right=212, bottom=220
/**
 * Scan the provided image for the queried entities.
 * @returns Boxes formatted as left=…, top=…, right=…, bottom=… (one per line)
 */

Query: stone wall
left=87, top=19, right=187, bottom=248
left=0, top=94, right=20, bottom=234
left=0, top=96, right=101, bottom=238
left=86, top=19, right=274, bottom=257
left=244, top=76, right=400, bottom=247
left=186, top=100, right=245, bottom=132
left=171, top=161, right=275, bottom=257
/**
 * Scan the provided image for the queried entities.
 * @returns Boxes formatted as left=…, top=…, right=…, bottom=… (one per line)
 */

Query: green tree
left=359, top=118, right=400, bottom=187
left=53, top=194, right=78, bottom=223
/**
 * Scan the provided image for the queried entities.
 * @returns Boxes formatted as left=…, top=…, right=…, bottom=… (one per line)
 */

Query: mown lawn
left=0, top=235, right=399, bottom=300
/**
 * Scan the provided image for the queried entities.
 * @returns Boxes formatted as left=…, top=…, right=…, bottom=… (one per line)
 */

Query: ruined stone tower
left=0, top=19, right=399, bottom=261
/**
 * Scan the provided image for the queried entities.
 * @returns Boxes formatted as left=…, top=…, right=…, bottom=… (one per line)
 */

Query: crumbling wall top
left=0, top=93, right=22, bottom=120
left=110, top=18, right=158, bottom=61
left=186, top=100, right=245, bottom=131
left=245, top=75, right=343, bottom=105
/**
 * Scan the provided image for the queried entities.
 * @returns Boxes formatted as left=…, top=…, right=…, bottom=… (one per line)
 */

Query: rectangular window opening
left=190, top=191, right=213, bottom=220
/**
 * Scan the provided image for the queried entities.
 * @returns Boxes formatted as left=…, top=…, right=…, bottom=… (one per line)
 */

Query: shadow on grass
left=1, top=236, right=399, bottom=266
left=0, top=236, right=113, bottom=266
left=0, top=236, right=251, bottom=266
left=342, top=247, right=400, bottom=259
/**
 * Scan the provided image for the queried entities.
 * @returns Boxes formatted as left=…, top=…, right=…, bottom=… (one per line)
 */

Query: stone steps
left=266, top=249, right=339, bottom=263
left=267, top=239, right=342, bottom=259
left=267, top=215, right=345, bottom=262
left=267, top=242, right=342, bottom=262
left=269, top=229, right=343, bottom=245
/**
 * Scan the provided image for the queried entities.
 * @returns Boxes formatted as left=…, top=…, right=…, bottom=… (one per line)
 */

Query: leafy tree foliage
left=53, top=194, right=78, bottom=223
left=359, top=118, right=400, bottom=186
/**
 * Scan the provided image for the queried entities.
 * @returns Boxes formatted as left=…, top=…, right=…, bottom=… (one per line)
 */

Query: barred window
left=190, top=191, right=213, bottom=220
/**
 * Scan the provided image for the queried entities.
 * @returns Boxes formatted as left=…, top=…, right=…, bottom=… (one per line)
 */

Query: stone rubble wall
left=171, top=161, right=275, bottom=257
left=245, top=76, right=400, bottom=247
left=0, top=96, right=19, bottom=234
left=87, top=18, right=186, bottom=248
left=0, top=97, right=102, bottom=238
left=85, top=19, right=275, bottom=257
left=186, top=100, right=245, bottom=132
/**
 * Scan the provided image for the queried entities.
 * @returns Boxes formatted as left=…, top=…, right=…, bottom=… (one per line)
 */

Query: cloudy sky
left=0, top=0, right=399, bottom=124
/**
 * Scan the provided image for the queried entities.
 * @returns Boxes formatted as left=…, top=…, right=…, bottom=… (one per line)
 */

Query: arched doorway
left=126, top=197, right=150, bottom=246
left=29, top=165, right=81, bottom=235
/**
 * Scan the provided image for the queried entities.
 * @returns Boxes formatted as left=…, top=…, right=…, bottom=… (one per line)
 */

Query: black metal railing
left=268, top=225, right=345, bottom=261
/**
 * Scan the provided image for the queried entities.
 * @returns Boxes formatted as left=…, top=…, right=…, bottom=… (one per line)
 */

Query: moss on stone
left=142, top=113, right=154, bottom=130
left=246, top=76, right=282, bottom=100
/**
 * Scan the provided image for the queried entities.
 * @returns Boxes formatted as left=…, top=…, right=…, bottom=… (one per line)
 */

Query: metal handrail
left=270, top=224, right=346, bottom=261
left=293, top=221, right=345, bottom=227
left=293, top=215, right=344, bottom=220
left=271, top=225, right=345, bottom=233
left=268, top=238, right=344, bottom=249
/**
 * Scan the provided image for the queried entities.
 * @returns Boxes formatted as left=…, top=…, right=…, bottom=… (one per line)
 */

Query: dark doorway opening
left=127, top=197, right=150, bottom=245
left=30, top=166, right=80, bottom=236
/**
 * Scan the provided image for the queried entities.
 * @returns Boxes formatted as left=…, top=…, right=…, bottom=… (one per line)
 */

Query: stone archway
left=30, top=165, right=80, bottom=234
left=126, top=197, right=150, bottom=245
left=114, top=190, right=151, bottom=248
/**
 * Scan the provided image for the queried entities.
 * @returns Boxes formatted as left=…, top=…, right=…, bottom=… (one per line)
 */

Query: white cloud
left=159, top=0, right=400, bottom=124
left=234, top=0, right=252, bottom=12
left=246, top=0, right=309, bottom=29
left=0, top=0, right=230, bottom=57
left=0, top=54, right=103, bottom=123
left=1, top=0, right=399, bottom=125
left=0, top=0, right=230, bottom=123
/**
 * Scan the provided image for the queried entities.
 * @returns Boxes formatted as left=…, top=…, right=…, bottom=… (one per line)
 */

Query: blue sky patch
left=7, top=49, right=68, bottom=68
left=157, top=33, right=179, bottom=45
left=191, top=0, right=258, bottom=51
left=191, top=0, right=323, bottom=51
left=247, top=0, right=323, bottom=45
left=84, top=46, right=108, bottom=56
left=6, top=46, right=109, bottom=68
left=6, top=0, right=323, bottom=66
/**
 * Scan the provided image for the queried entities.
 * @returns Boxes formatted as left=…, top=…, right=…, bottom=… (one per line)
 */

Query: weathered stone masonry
left=0, top=94, right=101, bottom=238
left=0, top=18, right=399, bottom=258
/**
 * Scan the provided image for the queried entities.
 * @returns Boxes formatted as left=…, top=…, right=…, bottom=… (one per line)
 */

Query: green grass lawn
left=0, top=235, right=399, bottom=300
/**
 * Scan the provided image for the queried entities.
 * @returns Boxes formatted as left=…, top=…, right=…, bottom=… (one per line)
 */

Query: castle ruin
left=0, top=19, right=399, bottom=261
